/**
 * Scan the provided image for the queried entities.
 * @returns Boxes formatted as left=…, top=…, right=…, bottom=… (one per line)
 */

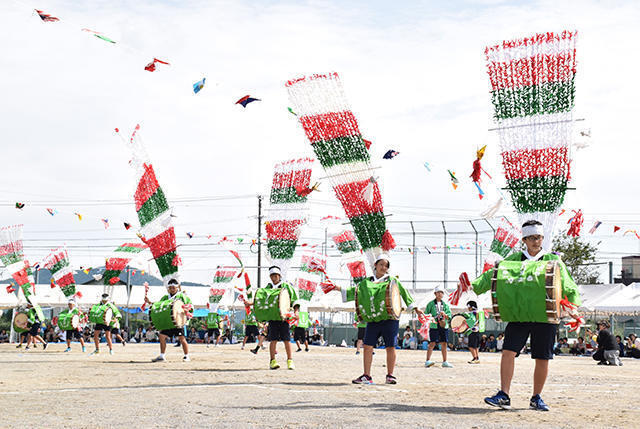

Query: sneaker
left=82, top=346, right=86, bottom=353
left=355, top=351, right=360, bottom=355
left=64, top=347, right=72, bottom=353
left=151, top=355, right=166, bottom=362
left=89, top=349, right=99, bottom=356
left=15, top=344, right=22, bottom=349
left=442, top=361, right=453, bottom=368
left=352, top=374, right=373, bottom=385
left=270, top=359, right=280, bottom=370
left=174, top=343, right=181, bottom=347
left=484, top=390, right=511, bottom=410
left=251, top=347, right=259, bottom=355
left=385, top=374, right=397, bottom=384
left=183, top=355, right=191, bottom=362
left=241, top=346, right=244, bottom=350
left=207, top=344, right=210, bottom=348
left=109, top=349, right=114, bottom=355
left=425, top=360, right=435, bottom=368
left=305, top=348, right=309, bottom=352
left=296, top=348, right=302, bottom=352
left=43, top=342, right=48, bottom=350
left=530, top=394, right=550, bottom=411
left=261, top=345, right=266, bottom=350
left=471, top=359, right=480, bottom=364
left=287, top=359, right=295, bottom=370
left=122, top=341, right=126, bottom=347
left=25, top=347, right=30, bottom=351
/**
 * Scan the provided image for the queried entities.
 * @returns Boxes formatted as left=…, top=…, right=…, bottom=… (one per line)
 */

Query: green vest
left=297, top=311, right=311, bottom=328
left=207, top=312, right=221, bottom=329
left=245, top=310, right=258, bottom=326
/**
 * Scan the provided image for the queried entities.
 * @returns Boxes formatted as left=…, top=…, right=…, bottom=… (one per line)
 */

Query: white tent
left=591, top=283, right=640, bottom=313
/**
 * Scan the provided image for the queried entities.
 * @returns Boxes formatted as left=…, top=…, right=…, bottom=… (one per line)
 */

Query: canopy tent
left=590, top=283, right=640, bottom=314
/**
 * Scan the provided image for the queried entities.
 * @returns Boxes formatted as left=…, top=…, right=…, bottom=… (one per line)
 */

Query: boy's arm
left=395, top=279, right=417, bottom=311
left=340, top=286, right=356, bottom=302
left=471, top=269, right=494, bottom=295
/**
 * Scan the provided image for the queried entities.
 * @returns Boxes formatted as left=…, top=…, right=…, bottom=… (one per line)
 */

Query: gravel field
left=1, top=343, right=637, bottom=428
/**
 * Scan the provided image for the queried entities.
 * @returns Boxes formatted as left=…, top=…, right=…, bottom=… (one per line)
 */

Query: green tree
left=552, top=231, right=601, bottom=284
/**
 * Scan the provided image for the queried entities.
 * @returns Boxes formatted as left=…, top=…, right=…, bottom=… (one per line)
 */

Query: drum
left=150, top=298, right=188, bottom=331
left=450, top=314, right=470, bottom=334
left=89, top=304, right=113, bottom=326
left=57, top=311, right=80, bottom=331
left=490, top=260, right=563, bottom=323
left=253, top=287, right=291, bottom=322
left=13, top=312, right=30, bottom=333
left=355, top=278, right=402, bottom=322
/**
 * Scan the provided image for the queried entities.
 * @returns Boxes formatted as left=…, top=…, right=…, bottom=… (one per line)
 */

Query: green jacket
left=424, top=299, right=452, bottom=329
left=207, top=312, right=222, bottom=329
left=342, top=276, right=415, bottom=323
left=160, top=292, right=193, bottom=305
left=472, top=252, right=581, bottom=306
left=106, top=302, right=122, bottom=320
left=265, top=281, right=298, bottom=303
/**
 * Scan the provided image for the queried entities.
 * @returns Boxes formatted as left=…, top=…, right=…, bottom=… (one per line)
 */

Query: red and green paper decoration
left=296, top=250, right=326, bottom=302
left=482, top=218, right=521, bottom=272
left=0, top=224, right=36, bottom=303
left=295, top=276, right=318, bottom=302
left=286, top=73, right=395, bottom=267
left=43, top=247, right=81, bottom=298
left=125, top=124, right=180, bottom=286
left=485, top=31, right=577, bottom=250
left=330, top=230, right=367, bottom=284
left=208, top=267, right=236, bottom=309
left=266, top=158, right=314, bottom=276
left=103, top=242, right=148, bottom=285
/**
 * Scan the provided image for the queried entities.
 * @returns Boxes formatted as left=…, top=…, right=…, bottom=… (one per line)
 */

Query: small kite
left=624, top=230, right=640, bottom=239
left=295, top=182, right=320, bottom=198
left=287, top=107, right=297, bottom=116
left=480, top=198, right=502, bottom=218
left=124, top=222, right=132, bottom=230
left=447, top=170, right=459, bottom=190
left=589, top=221, right=602, bottom=234
left=46, top=208, right=56, bottom=216
left=101, top=219, right=110, bottom=229
left=614, top=225, right=621, bottom=233
left=193, top=77, right=206, bottom=94
left=566, top=210, right=583, bottom=237
left=35, top=9, right=59, bottom=22
left=186, top=232, right=194, bottom=239
left=383, top=150, right=399, bottom=159
left=15, top=202, right=25, bottom=209
left=470, top=145, right=491, bottom=199
left=423, top=161, right=431, bottom=172
left=235, top=95, right=260, bottom=108
left=74, top=212, right=82, bottom=221
left=144, top=58, right=170, bottom=72
left=362, top=139, right=372, bottom=150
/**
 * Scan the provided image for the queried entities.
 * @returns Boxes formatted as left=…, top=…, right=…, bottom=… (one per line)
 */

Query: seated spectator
left=459, top=334, right=469, bottom=351
left=570, top=337, right=587, bottom=355
left=133, top=327, right=144, bottom=343
left=145, top=326, right=157, bottom=342
left=479, top=335, right=488, bottom=352
left=0, top=330, right=8, bottom=343
left=592, top=320, right=621, bottom=366
left=496, top=333, right=504, bottom=352
left=402, top=332, right=412, bottom=349
left=616, top=336, right=625, bottom=357
left=627, top=333, right=640, bottom=359
left=188, top=327, right=198, bottom=344
left=487, top=334, right=497, bottom=352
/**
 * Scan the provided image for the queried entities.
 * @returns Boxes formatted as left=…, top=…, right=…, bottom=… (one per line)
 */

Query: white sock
left=159, top=353, right=165, bottom=358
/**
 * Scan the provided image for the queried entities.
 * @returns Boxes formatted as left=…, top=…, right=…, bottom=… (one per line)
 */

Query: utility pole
left=257, top=195, right=263, bottom=289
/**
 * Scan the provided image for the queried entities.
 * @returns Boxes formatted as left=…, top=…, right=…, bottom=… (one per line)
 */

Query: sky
left=1, top=0, right=639, bottom=288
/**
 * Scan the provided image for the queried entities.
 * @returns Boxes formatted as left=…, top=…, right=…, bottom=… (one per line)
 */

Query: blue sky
left=1, top=0, right=639, bottom=288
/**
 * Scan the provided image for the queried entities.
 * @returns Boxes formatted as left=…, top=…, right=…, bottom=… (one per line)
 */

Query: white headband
left=269, top=266, right=281, bottom=275
left=375, top=253, right=390, bottom=264
left=522, top=224, right=544, bottom=239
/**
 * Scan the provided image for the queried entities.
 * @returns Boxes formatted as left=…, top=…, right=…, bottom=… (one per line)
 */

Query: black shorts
left=207, top=328, right=220, bottom=338
left=357, top=327, right=366, bottom=341
left=160, top=329, right=184, bottom=338
left=429, top=327, right=448, bottom=344
left=267, top=321, right=290, bottom=342
left=293, top=327, right=306, bottom=343
left=245, top=325, right=259, bottom=337
left=468, top=332, right=480, bottom=349
left=110, top=328, right=120, bottom=335
left=29, top=322, right=41, bottom=336
left=95, top=324, right=110, bottom=332
left=66, top=330, right=81, bottom=340
left=503, top=322, right=557, bottom=360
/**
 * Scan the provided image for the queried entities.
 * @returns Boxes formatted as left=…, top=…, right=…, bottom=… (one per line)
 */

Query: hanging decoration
left=330, top=229, right=367, bottom=285
left=103, top=242, right=148, bottom=285
left=486, top=30, right=577, bottom=251
left=144, top=58, right=170, bottom=72
left=119, top=124, right=180, bottom=286
left=295, top=250, right=326, bottom=301
left=42, top=247, right=82, bottom=299
left=265, top=157, right=314, bottom=277
left=208, top=267, right=237, bottom=310
left=286, top=72, right=395, bottom=266
left=482, top=218, right=521, bottom=273
left=35, top=9, right=60, bottom=22
left=193, top=77, right=206, bottom=94
left=566, top=209, right=584, bottom=237
left=470, top=145, right=491, bottom=199
left=235, top=95, right=261, bottom=107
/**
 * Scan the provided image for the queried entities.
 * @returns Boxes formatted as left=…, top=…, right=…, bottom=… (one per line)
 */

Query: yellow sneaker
left=287, top=359, right=295, bottom=370
left=270, top=359, right=280, bottom=370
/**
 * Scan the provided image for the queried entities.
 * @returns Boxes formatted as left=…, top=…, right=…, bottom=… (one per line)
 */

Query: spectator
left=83, top=327, right=92, bottom=343
left=133, top=327, right=144, bottom=343
left=121, top=327, right=129, bottom=343
left=487, top=334, right=497, bottom=352
left=496, top=333, right=504, bottom=352
left=459, top=334, right=469, bottom=351
left=615, top=336, right=625, bottom=357
left=479, top=334, right=488, bottom=352
left=0, top=330, right=8, bottom=343
left=188, top=327, right=198, bottom=344
left=570, top=337, right=587, bottom=356
left=592, top=320, right=621, bottom=366
left=402, top=332, right=412, bottom=349
left=626, top=333, right=640, bottom=359
left=45, top=326, right=56, bottom=343
left=145, top=326, right=157, bottom=342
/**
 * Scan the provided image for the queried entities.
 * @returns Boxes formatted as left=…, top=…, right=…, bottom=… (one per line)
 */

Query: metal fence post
left=442, top=221, right=448, bottom=287
left=410, top=221, right=417, bottom=291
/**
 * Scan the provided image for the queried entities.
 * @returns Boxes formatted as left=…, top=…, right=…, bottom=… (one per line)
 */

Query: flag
left=46, top=208, right=56, bottom=216
left=15, top=203, right=25, bottom=209
left=614, top=226, right=621, bottom=233
left=124, top=222, right=132, bottom=230
left=589, top=221, right=602, bottom=234
left=101, top=218, right=110, bottom=229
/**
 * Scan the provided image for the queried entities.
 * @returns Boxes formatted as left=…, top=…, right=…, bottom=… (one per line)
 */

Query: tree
left=552, top=231, right=601, bottom=284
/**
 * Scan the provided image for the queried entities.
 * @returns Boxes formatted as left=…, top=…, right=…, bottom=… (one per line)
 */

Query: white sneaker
left=151, top=355, right=166, bottom=362
left=183, top=355, right=191, bottom=362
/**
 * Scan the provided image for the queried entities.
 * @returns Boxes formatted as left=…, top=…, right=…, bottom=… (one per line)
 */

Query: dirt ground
left=0, top=342, right=637, bottom=428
